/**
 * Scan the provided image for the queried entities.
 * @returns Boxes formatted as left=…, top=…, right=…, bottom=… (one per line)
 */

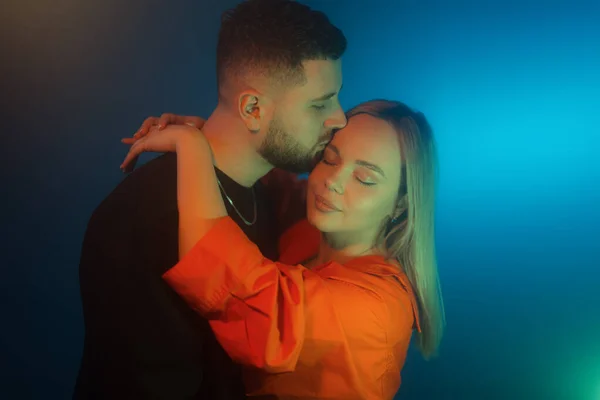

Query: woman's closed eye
left=321, top=149, right=338, bottom=165
left=355, top=173, right=376, bottom=186
left=321, top=158, right=377, bottom=187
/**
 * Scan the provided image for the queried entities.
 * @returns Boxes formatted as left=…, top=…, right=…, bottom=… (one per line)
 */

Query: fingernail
left=185, top=122, right=196, bottom=127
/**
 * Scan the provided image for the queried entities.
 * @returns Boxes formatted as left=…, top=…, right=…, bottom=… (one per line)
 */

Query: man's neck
left=201, top=106, right=273, bottom=187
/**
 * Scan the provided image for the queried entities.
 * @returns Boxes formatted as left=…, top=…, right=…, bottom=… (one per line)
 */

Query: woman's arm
left=119, top=124, right=228, bottom=259
left=174, top=134, right=227, bottom=258
left=162, top=217, right=418, bottom=374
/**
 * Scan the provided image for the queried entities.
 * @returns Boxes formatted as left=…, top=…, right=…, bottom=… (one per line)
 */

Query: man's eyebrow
left=311, top=84, right=343, bottom=102
left=311, top=91, right=336, bottom=102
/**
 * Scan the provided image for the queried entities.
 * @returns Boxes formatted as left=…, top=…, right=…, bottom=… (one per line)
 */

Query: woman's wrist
left=175, top=129, right=212, bottom=159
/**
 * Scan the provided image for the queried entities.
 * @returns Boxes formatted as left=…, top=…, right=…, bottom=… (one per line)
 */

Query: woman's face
left=307, top=114, right=403, bottom=242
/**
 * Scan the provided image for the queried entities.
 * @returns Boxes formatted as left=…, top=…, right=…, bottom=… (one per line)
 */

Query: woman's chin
left=307, top=209, right=337, bottom=233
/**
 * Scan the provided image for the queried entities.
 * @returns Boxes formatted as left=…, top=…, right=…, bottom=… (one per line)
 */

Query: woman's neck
left=309, top=232, right=382, bottom=268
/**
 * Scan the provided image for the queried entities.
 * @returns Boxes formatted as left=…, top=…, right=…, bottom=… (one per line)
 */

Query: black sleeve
left=74, top=154, right=244, bottom=399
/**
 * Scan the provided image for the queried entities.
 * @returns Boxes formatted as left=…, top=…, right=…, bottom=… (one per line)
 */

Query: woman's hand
left=121, top=114, right=207, bottom=172
left=132, top=113, right=207, bottom=140
left=120, top=124, right=207, bottom=171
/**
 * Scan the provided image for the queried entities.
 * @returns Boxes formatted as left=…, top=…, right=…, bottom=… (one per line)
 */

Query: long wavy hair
left=346, top=99, right=445, bottom=359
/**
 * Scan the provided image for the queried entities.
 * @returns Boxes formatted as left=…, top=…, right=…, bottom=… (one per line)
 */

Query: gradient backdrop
left=3, top=0, right=599, bottom=399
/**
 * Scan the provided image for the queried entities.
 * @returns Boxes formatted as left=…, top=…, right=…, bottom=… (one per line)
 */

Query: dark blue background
left=3, top=0, right=599, bottom=399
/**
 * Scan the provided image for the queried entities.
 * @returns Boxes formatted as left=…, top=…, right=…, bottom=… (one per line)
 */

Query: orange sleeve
left=162, top=217, right=407, bottom=374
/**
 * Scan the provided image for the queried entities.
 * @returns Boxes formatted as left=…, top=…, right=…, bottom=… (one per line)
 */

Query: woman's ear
left=392, top=194, right=408, bottom=222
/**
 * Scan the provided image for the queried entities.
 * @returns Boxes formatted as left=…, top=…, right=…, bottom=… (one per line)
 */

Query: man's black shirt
left=74, top=153, right=279, bottom=399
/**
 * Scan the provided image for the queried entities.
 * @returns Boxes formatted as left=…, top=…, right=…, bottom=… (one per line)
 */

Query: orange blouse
left=163, top=215, right=421, bottom=400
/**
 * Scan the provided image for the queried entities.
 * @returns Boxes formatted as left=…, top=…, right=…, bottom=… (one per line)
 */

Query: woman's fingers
left=134, top=116, right=159, bottom=138
left=157, top=113, right=179, bottom=129
left=120, top=137, right=148, bottom=171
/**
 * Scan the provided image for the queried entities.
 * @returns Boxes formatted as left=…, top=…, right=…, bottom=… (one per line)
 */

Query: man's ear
left=239, top=91, right=268, bottom=133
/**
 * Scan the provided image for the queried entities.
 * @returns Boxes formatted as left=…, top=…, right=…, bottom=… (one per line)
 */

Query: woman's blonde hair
left=346, top=99, right=445, bottom=359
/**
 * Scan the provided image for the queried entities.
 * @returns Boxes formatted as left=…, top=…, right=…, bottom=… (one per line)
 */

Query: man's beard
left=258, top=117, right=330, bottom=174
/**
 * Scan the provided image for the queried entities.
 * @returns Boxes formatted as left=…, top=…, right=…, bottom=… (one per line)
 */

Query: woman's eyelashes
left=321, top=158, right=377, bottom=187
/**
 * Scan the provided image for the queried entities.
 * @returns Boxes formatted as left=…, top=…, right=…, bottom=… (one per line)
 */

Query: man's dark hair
left=216, top=0, right=347, bottom=91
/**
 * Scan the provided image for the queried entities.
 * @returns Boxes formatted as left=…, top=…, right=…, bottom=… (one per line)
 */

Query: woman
left=122, top=100, right=445, bottom=399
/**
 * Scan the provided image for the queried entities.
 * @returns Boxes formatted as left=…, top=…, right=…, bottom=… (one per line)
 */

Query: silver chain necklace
left=215, top=175, right=257, bottom=226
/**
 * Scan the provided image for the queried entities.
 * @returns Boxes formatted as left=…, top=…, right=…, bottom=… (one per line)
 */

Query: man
left=74, top=0, right=347, bottom=399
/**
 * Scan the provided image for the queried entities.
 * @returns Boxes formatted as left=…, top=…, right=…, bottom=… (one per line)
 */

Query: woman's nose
left=324, top=173, right=344, bottom=194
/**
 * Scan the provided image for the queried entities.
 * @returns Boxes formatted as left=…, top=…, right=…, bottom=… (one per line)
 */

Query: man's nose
left=325, top=103, right=347, bottom=130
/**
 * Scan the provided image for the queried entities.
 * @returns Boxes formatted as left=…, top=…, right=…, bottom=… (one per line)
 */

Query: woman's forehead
left=329, top=115, right=403, bottom=176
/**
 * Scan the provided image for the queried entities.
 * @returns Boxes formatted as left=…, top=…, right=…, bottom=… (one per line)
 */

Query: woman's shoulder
left=322, top=255, right=409, bottom=290
left=318, top=256, right=421, bottom=333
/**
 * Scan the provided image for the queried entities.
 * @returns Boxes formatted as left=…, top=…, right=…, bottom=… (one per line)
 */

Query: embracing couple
left=74, top=1, right=445, bottom=399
